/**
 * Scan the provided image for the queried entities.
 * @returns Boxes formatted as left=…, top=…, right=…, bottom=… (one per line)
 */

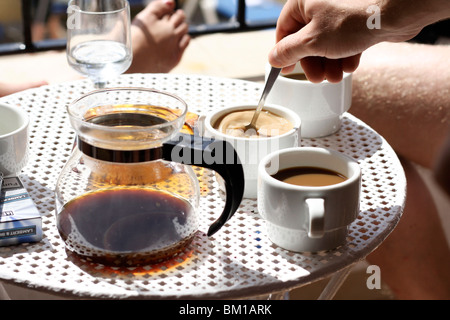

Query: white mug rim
left=204, top=104, right=300, bottom=142
left=0, top=103, right=29, bottom=139
left=259, top=147, right=361, bottom=191
left=267, top=62, right=352, bottom=86
left=278, top=71, right=352, bottom=86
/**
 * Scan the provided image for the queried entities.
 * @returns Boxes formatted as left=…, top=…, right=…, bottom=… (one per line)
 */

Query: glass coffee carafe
left=55, top=88, right=244, bottom=266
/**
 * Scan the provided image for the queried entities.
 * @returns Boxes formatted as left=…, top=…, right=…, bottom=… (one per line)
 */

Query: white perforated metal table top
left=0, top=74, right=405, bottom=299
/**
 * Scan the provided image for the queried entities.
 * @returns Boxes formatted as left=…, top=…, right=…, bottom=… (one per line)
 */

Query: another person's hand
left=127, top=0, right=190, bottom=74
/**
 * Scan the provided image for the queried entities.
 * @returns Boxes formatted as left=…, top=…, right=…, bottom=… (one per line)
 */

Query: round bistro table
left=0, top=74, right=406, bottom=299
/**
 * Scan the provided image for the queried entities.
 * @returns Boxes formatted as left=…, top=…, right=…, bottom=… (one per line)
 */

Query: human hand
left=269, top=0, right=380, bottom=83
left=127, top=0, right=190, bottom=74
left=269, top=0, right=450, bottom=83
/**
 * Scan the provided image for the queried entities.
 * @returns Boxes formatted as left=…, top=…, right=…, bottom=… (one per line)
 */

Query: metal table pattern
left=0, top=74, right=406, bottom=299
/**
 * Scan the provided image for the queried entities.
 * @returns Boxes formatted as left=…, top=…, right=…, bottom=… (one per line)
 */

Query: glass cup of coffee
left=202, top=104, right=300, bottom=198
left=258, top=147, right=361, bottom=252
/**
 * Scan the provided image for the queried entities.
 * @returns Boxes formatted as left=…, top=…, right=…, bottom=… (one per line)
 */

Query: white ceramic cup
left=258, top=147, right=361, bottom=252
left=265, top=62, right=352, bottom=138
left=0, top=103, right=30, bottom=176
left=203, top=104, right=300, bottom=198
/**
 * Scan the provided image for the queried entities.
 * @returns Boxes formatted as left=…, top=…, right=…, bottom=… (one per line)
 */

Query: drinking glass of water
left=66, top=0, right=132, bottom=88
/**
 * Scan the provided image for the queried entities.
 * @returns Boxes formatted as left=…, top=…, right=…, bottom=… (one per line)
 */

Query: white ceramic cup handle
left=305, top=198, right=325, bottom=238
left=197, top=115, right=206, bottom=137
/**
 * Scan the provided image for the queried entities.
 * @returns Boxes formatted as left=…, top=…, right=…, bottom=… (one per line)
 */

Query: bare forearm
left=380, top=0, right=450, bottom=42
left=350, top=42, right=450, bottom=168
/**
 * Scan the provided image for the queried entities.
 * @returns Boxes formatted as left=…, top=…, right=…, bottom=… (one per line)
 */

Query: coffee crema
left=272, top=166, right=347, bottom=187
left=214, top=109, right=293, bottom=138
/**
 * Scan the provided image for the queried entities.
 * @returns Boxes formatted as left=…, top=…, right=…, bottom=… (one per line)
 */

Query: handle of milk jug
left=162, top=133, right=245, bottom=236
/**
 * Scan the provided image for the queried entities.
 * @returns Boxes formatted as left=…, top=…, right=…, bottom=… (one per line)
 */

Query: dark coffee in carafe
left=57, top=188, right=197, bottom=266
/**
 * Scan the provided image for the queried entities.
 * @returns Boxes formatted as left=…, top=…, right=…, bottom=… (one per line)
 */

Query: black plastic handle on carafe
left=162, top=133, right=245, bottom=236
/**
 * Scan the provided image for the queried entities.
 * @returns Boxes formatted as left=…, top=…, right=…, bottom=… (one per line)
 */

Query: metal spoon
left=244, top=66, right=281, bottom=134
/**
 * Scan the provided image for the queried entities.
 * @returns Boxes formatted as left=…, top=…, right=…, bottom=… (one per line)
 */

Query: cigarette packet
left=0, top=176, right=42, bottom=246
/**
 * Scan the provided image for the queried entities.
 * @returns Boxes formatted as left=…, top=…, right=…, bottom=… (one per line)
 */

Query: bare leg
left=367, top=158, right=450, bottom=299
left=0, top=80, right=48, bottom=97
left=350, top=42, right=449, bottom=168
left=351, top=42, right=450, bottom=299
